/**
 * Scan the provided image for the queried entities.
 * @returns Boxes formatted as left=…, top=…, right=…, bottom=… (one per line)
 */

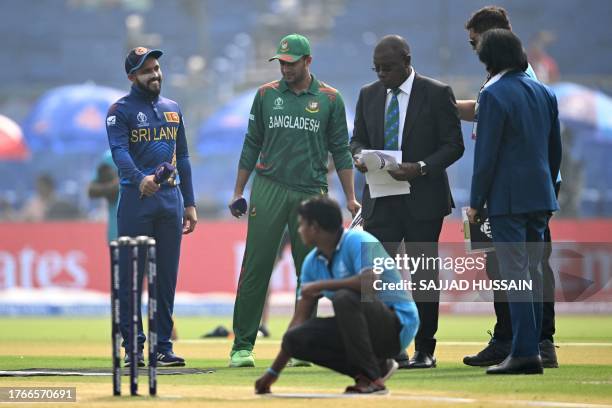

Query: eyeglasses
left=371, top=65, right=393, bottom=73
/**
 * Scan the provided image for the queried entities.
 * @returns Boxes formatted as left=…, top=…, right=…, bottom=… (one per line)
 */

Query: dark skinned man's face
left=372, top=45, right=411, bottom=89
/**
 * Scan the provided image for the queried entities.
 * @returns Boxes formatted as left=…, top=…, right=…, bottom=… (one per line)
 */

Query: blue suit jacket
left=470, top=71, right=561, bottom=216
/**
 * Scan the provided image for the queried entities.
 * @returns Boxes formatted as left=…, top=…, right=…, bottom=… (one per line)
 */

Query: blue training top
left=106, top=84, right=195, bottom=207
left=300, top=229, right=419, bottom=350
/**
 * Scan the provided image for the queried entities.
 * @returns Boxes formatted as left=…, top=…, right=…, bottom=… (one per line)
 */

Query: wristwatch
left=418, top=161, right=427, bottom=176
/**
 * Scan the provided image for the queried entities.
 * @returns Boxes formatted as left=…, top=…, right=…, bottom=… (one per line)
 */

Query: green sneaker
left=287, top=358, right=312, bottom=367
left=229, top=349, right=255, bottom=367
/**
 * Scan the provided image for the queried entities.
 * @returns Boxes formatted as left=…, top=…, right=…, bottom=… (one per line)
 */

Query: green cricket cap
left=269, top=34, right=311, bottom=62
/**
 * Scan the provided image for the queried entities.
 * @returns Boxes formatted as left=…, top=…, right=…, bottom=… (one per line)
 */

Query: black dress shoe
left=407, top=351, right=436, bottom=369
left=486, top=355, right=543, bottom=375
left=463, top=337, right=511, bottom=367
left=539, top=339, right=559, bottom=368
left=394, top=350, right=411, bottom=369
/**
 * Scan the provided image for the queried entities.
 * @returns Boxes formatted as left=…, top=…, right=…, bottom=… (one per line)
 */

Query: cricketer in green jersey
left=228, top=34, right=361, bottom=368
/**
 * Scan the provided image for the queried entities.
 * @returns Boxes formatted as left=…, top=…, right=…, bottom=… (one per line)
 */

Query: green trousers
left=232, top=175, right=322, bottom=352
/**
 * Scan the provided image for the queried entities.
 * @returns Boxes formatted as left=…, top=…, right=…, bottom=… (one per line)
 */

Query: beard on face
left=284, top=69, right=305, bottom=85
left=135, top=76, right=162, bottom=96
left=282, top=59, right=308, bottom=85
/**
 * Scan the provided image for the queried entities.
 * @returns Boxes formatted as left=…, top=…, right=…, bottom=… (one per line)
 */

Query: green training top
left=239, top=74, right=353, bottom=194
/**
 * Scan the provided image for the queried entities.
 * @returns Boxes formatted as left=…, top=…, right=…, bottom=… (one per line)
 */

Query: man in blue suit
left=467, top=29, right=561, bottom=375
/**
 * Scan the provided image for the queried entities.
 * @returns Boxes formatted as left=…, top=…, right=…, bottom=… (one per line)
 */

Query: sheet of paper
left=360, top=150, right=411, bottom=198
left=361, top=150, right=399, bottom=171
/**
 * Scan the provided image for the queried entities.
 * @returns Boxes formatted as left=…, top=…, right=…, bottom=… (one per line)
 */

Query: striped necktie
left=384, top=88, right=401, bottom=150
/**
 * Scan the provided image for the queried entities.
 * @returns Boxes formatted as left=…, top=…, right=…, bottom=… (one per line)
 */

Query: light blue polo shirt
left=300, top=229, right=419, bottom=350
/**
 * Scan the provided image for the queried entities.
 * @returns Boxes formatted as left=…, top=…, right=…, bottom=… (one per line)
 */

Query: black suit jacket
left=350, top=73, right=464, bottom=221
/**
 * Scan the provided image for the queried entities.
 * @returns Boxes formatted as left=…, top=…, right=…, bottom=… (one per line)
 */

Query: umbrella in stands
left=22, top=83, right=124, bottom=153
left=196, top=88, right=258, bottom=156
left=0, top=114, right=29, bottom=160
left=196, top=88, right=355, bottom=156
left=551, top=82, right=612, bottom=140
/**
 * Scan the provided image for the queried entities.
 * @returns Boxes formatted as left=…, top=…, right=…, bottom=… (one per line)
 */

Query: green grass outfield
left=1, top=315, right=611, bottom=407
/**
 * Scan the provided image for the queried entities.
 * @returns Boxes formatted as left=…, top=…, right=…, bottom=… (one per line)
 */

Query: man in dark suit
left=350, top=35, right=464, bottom=369
left=459, top=6, right=560, bottom=369
left=467, top=29, right=561, bottom=375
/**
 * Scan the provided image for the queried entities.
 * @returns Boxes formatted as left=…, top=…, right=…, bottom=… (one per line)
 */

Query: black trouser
left=282, top=289, right=401, bottom=381
left=541, top=223, right=556, bottom=342
left=364, top=195, right=443, bottom=355
left=488, top=182, right=560, bottom=342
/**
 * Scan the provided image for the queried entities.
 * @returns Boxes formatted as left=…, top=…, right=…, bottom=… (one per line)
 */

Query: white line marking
left=501, top=400, right=612, bottom=408
left=384, top=395, right=476, bottom=403
left=266, top=393, right=612, bottom=407
left=180, top=339, right=612, bottom=347
left=266, top=393, right=475, bottom=402
left=266, top=393, right=359, bottom=399
left=581, top=381, right=612, bottom=385
left=439, top=342, right=612, bottom=347
left=180, top=339, right=280, bottom=344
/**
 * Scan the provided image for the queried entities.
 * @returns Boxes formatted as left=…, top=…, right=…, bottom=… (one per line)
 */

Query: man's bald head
left=373, top=35, right=412, bottom=89
left=375, top=35, right=411, bottom=61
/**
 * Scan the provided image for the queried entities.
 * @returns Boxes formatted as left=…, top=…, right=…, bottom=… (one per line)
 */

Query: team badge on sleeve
left=106, top=115, right=116, bottom=126
left=164, top=112, right=180, bottom=123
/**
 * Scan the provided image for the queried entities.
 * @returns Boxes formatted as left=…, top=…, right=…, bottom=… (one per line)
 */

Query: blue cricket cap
left=125, top=47, right=163, bottom=75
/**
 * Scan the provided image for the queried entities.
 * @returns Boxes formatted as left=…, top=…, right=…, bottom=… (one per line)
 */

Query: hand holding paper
left=357, top=150, right=410, bottom=198
left=359, top=151, right=400, bottom=171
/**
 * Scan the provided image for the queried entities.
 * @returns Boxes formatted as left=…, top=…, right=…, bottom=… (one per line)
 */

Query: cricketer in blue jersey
left=106, top=46, right=197, bottom=367
left=255, top=197, right=419, bottom=395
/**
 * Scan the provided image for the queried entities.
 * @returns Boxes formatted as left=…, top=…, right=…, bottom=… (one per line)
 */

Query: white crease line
left=266, top=393, right=475, bottom=402
left=384, top=395, right=476, bottom=403
left=179, top=339, right=612, bottom=347
left=581, top=381, right=612, bottom=385
left=501, top=400, right=612, bottom=408
left=266, top=393, right=612, bottom=407
left=180, top=339, right=278, bottom=344
left=439, top=342, right=612, bottom=347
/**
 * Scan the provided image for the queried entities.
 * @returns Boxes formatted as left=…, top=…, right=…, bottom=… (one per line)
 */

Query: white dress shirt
left=385, top=68, right=415, bottom=149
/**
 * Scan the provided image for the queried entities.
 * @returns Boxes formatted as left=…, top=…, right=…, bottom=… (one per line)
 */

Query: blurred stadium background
left=0, top=0, right=611, bottom=316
